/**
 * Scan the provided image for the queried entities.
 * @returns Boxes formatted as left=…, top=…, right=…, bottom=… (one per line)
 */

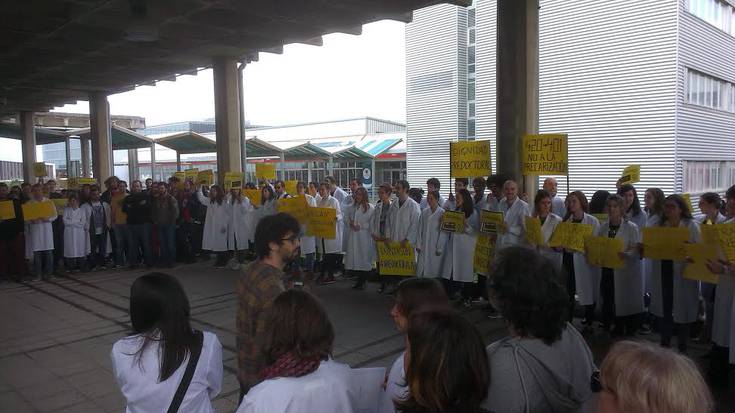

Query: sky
left=1, top=20, right=407, bottom=162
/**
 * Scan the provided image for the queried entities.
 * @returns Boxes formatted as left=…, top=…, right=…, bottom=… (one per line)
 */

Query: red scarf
left=259, top=352, right=322, bottom=380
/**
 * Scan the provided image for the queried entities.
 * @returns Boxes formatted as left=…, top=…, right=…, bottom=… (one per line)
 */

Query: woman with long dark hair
left=198, top=184, right=232, bottom=268
left=618, top=184, right=645, bottom=229
left=112, top=273, right=222, bottom=412
left=440, top=188, right=478, bottom=307
left=345, top=187, right=375, bottom=290
left=530, top=189, right=563, bottom=272
left=696, top=192, right=727, bottom=345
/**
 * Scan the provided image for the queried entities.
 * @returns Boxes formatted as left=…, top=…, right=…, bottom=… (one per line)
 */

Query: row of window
left=687, top=0, right=735, bottom=36
left=686, top=69, right=735, bottom=112
left=683, top=160, right=735, bottom=193
left=466, top=4, right=477, bottom=139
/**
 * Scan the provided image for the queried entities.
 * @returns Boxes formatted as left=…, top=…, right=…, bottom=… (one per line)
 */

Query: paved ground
left=0, top=261, right=732, bottom=413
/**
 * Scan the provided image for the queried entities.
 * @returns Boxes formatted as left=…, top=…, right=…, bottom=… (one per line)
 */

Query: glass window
left=687, top=0, right=735, bottom=34
left=686, top=68, right=735, bottom=112
left=468, top=80, right=475, bottom=101
left=467, top=119, right=476, bottom=138
left=469, top=28, right=475, bottom=45
left=469, top=102, right=476, bottom=117
left=468, top=8, right=475, bottom=27
left=468, top=46, right=475, bottom=65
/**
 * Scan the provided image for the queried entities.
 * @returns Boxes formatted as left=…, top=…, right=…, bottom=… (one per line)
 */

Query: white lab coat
left=712, top=217, right=735, bottom=351
left=371, top=200, right=392, bottom=240
left=649, top=219, right=701, bottom=324
left=441, top=210, right=479, bottom=283
left=416, top=206, right=448, bottom=278
left=534, top=213, right=563, bottom=273
left=243, top=193, right=259, bottom=243
left=341, top=196, right=355, bottom=254
left=566, top=213, right=601, bottom=306
left=345, top=204, right=375, bottom=271
left=112, top=331, right=223, bottom=413
left=300, top=194, right=317, bottom=256
left=642, top=213, right=663, bottom=295
left=228, top=195, right=253, bottom=250
left=420, top=194, right=445, bottom=210
left=81, top=201, right=113, bottom=255
left=237, top=359, right=354, bottom=413
left=387, top=198, right=421, bottom=246
left=331, top=187, right=348, bottom=205
left=380, top=352, right=406, bottom=413
left=316, top=195, right=343, bottom=254
left=625, top=210, right=647, bottom=233
left=198, top=189, right=231, bottom=252
left=26, top=198, right=56, bottom=252
left=63, top=206, right=88, bottom=258
left=551, top=195, right=566, bottom=218
left=498, top=198, right=531, bottom=249
left=595, top=220, right=644, bottom=316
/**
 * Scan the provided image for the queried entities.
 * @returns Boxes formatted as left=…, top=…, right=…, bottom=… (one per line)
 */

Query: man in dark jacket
left=122, top=180, right=153, bottom=268
left=0, top=183, right=26, bottom=282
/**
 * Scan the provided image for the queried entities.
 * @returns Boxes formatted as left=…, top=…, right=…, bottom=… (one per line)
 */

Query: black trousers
left=320, top=253, right=340, bottom=279
left=601, top=268, right=615, bottom=329
left=659, top=260, right=690, bottom=351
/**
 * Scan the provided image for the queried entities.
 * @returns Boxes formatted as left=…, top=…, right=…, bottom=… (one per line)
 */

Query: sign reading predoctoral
left=307, top=207, right=337, bottom=239
left=255, top=163, right=276, bottom=180
left=473, top=234, right=495, bottom=276
left=449, top=141, right=491, bottom=178
left=224, top=172, right=243, bottom=191
left=521, top=134, right=568, bottom=176
left=33, top=162, right=48, bottom=177
left=376, top=241, right=416, bottom=276
left=277, top=195, right=309, bottom=224
left=441, top=210, right=466, bottom=233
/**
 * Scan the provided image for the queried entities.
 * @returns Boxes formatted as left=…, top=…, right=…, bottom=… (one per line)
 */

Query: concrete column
left=81, top=138, right=91, bottom=177
left=128, top=149, right=139, bottom=182
left=280, top=152, right=286, bottom=181
left=64, top=137, right=72, bottom=178
left=20, top=111, right=36, bottom=183
left=307, top=161, right=313, bottom=183
left=150, top=143, right=157, bottom=181
left=496, top=0, right=540, bottom=195
left=213, top=57, right=243, bottom=184
left=176, top=152, right=181, bottom=172
left=89, top=92, right=113, bottom=180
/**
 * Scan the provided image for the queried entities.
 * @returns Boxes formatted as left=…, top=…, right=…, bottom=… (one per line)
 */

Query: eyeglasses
left=281, top=234, right=299, bottom=243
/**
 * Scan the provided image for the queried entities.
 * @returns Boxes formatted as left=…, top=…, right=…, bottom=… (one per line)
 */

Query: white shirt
left=111, top=331, right=223, bottom=413
left=380, top=352, right=407, bottom=413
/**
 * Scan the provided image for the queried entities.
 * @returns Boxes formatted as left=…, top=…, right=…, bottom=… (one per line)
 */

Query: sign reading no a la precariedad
left=450, top=141, right=491, bottom=178
left=522, top=134, right=568, bottom=176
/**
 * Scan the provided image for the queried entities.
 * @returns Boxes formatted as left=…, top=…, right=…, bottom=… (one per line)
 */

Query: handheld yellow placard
left=441, top=210, right=466, bottom=233
left=173, top=172, right=186, bottom=189
left=284, top=180, right=298, bottom=196
left=0, top=200, right=16, bottom=220
left=586, top=236, right=625, bottom=269
left=473, top=234, right=495, bottom=275
left=683, top=243, right=719, bottom=284
left=33, top=162, right=48, bottom=177
left=376, top=241, right=416, bottom=276
left=521, top=134, right=568, bottom=176
left=548, top=222, right=593, bottom=252
left=641, top=227, right=689, bottom=261
left=480, top=210, right=504, bottom=235
left=592, top=213, right=608, bottom=223
left=524, top=216, right=544, bottom=246
left=277, top=195, right=309, bottom=224
left=255, top=163, right=276, bottom=180
left=184, top=168, right=199, bottom=182
left=224, top=172, right=243, bottom=190
left=68, top=177, right=98, bottom=189
left=21, top=200, right=56, bottom=221
left=617, top=165, right=641, bottom=186
left=243, top=189, right=261, bottom=206
left=52, top=199, right=67, bottom=214
left=701, top=223, right=735, bottom=263
left=196, top=170, right=214, bottom=186
left=307, top=207, right=337, bottom=239
left=449, top=140, right=491, bottom=178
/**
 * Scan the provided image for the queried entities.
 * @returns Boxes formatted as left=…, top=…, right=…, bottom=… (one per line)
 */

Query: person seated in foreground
left=598, top=340, right=713, bottom=413
left=237, top=289, right=353, bottom=413
left=483, top=246, right=597, bottom=413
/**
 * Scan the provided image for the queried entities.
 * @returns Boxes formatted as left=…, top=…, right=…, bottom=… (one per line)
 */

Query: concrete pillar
left=20, top=111, right=36, bottom=183
left=280, top=152, right=286, bottom=181
left=213, top=57, right=243, bottom=184
left=176, top=152, right=181, bottom=172
left=89, top=92, right=113, bottom=180
left=496, top=0, right=540, bottom=195
left=128, top=149, right=139, bottom=182
left=81, top=138, right=91, bottom=177
left=150, top=143, right=157, bottom=181
left=64, top=137, right=72, bottom=178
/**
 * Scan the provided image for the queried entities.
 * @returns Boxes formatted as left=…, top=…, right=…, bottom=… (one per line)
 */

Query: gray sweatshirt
left=482, top=323, right=597, bottom=413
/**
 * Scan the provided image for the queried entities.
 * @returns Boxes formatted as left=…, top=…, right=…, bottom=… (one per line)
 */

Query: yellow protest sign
left=0, top=201, right=16, bottom=220
left=524, top=216, right=544, bottom=246
left=376, top=241, right=416, bottom=276
left=617, top=165, right=641, bottom=186
left=184, top=168, right=199, bottom=182
left=33, top=162, right=48, bottom=177
left=243, top=189, right=261, bottom=206
left=480, top=210, right=504, bottom=235
left=586, top=236, right=625, bottom=269
left=52, top=199, right=67, bottom=214
left=67, top=177, right=97, bottom=189
left=449, top=140, right=491, bottom=178
left=284, top=180, right=298, bottom=196
left=441, top=210, right=466, bottom=233
left=521, top=134, right=568, bottom=176
left=473, top=234, right=495, bottom=275
left=224, top=172, right=243, bottom=191
left=701, top=223, right=735, bottom=263
left=277, top=195, right=309, bottom=223
left=307, top=207, right=337, bottom=239
left=21, top=200, right=56, bottom=221
left=592, top=213, right=608, bottom=223
left=196, top=170, right=214, bottom=186
left=548, top=222, right=594, bottom=252
left=683, top=243, right=719, bottom=284
left=255, top=163, right=277, bottom=180
left=641, top=227, right=689, bottom=261
left=173, top=172, right=186, bottom=189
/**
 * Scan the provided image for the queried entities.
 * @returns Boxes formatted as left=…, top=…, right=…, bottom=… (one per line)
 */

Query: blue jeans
left=33, top=250, right=54, bottom=278
left=157, top=225, right=176, bottom=266
left=128, top=224, right=153, bottom=267
left=113, top=224, right=131, bottom=266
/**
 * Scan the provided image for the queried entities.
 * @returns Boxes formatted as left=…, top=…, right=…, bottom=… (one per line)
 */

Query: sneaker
left=319, top=276, right=336, bottom=285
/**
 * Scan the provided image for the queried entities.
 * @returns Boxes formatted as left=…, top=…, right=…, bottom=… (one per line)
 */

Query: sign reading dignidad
left=449, top=141, right=491, bottom=178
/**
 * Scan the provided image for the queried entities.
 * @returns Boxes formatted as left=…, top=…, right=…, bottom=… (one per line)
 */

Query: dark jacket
left=151, top=194, right=180, bottom=226
left=122, top=192, right=152, bottom=225
left=0, top=198, right=23, bottom=239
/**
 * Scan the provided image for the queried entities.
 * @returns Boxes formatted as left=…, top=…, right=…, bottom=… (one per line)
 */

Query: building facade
left=406, top=0, right=735, bottom=197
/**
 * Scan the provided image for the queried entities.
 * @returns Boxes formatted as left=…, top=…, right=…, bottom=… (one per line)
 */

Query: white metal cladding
left=676, top=0, right=735, bottom=194
left=474, top=0, right=498, bottom=173
left=406, top=4, right=466, bottom=193
left=537, top=0, right=679, bottom=197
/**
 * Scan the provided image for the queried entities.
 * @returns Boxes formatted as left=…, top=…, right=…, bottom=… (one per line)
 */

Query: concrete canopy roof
left=68, top=124, right=153, bottom=150
left=0, top=0, right=468, bottom=114
left=150, top=131, right=217, bottom=154
left=0, top=123, right=68, bottom=145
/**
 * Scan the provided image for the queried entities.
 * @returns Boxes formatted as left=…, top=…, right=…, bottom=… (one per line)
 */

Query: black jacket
left=122, top=192, right=152, bottom=225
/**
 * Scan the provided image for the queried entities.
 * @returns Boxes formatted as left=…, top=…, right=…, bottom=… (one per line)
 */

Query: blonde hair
left=600, top=341, right=713, bottom=413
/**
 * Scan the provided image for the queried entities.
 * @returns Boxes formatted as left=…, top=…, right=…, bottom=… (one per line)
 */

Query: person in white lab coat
left=296, top=182, right=317, bottom=286
left=238, top=290, right=353, bottom=413
left=648, top=194, right=700, bottom=353
left=316, top=182, right=343, bottom=285
left=442, top=178, right=468, bottom=211
left=618, top=184, right=647, bottom=230
left=596, top=194, right=644, bottom=336
left=415, top=191, right=448, bottom=278
left=441, top=189, right=479, bottom=306
left=419, top=178, right=445, bottom=210
left=695, top=192, right=727, bottom=345
left=497, top=180, right=531, bottom=250
left=63, top=193, right=88, bottom=273
left=228, top=188, right=253, bottom=266
left=341, top=178, right=362, bottom=255
left=197, top=185, right=231, bottom=268
left=561, top=191, right=600, bottom=326
left=346, top=187, right=375, bottom=290
left=81, top=186, right=112, bottom=270
left=388, top=180, right=421, bottom=249
left=543, top=177, right=567, bottom=218
left=26, top=184, right=57, bottom=281
left=325, top=175, right=348, bottom=204
left=640, top=187, right=667, bottom=333
left=530, top=189, right=563, bottom=273
left=112, top=272, right=223, bottom=413
left=471, top=177, right=488, bottom=214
